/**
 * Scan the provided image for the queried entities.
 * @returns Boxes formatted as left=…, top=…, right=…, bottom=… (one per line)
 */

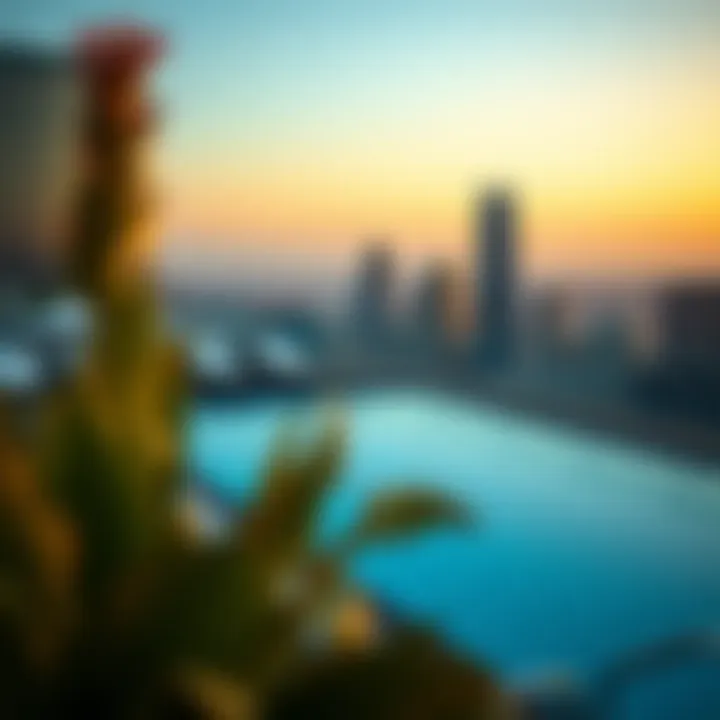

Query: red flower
left=76, top=25, right=164, bottom=134
left=77, top=24, right=164, bottom=82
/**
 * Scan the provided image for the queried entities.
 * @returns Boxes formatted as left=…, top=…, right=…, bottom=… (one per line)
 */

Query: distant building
left=631, top=280, right=720, bottom=425
left=0, top=42, right=78, bottom=293
left=522, top=287, right=572, bottom=367
left=353, top=241, right=396, bottom=351
left=257, top=301, right=326, bottom=355
left=658, top=280, right=720, bottom=370
left=414, top=260, right=455, bottom=353
left=474, top=188, right=518, bottom=369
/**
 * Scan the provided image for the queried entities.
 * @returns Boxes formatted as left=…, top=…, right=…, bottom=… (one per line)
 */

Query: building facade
left=353, top=241, right=396, bottom=352
left=475, top=188, right=517, bottom=370
left=0, top=42, right=79, bottom=292
left=414, top=260, right=455, bottom=353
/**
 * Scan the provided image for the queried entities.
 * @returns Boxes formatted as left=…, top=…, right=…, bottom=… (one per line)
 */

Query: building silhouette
left=659, top=281, right=720, bottom=370
left=631, top=280, right=720, bottom=425
left=414, top=260, right=455, bottom=354
left=522, top=286, right=571, bottom=370
left=353, top=240, right=396, bottom=352
left=0, top=42, right=78, bottom=293
left=474, top=188, right=518, bottom=369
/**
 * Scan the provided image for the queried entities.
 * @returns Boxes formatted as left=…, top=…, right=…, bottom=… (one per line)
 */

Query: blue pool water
left=191, top=390, right=720, bottom=705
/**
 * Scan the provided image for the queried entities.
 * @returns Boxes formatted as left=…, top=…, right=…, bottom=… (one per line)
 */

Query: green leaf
left=239, top=415, right=346, bottom=569
left=340, top=487, right=475, bottom=555
left=266, top=626, right=506, bottom=720
left=149, top=664, right=256, bottom=720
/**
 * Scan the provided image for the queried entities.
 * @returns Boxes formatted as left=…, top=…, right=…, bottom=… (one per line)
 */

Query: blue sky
left=5, top=0, right=720, bottom=283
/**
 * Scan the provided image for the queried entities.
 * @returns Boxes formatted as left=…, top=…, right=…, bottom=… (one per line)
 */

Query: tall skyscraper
left=475, top=188, right=518, bottom=369
left=0, top=43, right=78, bottom=291
left=353, top=240, right=396, bottom=351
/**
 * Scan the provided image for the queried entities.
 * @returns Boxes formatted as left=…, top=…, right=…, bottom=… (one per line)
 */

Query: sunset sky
left=6, top=0, right=720, bottom=282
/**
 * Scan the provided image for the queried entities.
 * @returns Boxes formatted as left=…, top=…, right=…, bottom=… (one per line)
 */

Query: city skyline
left=4, top=0, right=720, bottom=281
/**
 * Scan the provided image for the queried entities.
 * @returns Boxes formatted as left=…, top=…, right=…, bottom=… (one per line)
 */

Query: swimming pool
left=191, top=390, right=720, bottom=712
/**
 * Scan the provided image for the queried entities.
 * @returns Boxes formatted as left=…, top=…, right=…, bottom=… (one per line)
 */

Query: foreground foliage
left=0, top=24, right=510, bottom=720
left=0, top=305, right=504, bottom=717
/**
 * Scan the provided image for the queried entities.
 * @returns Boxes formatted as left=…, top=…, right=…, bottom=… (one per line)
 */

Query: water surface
left=191, top=390, right=720, bottom=694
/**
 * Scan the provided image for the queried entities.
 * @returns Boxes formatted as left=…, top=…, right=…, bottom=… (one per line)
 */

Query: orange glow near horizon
left=161, top=156, right=720, bottom=280
left=154, top=12, right=720, bottom=280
